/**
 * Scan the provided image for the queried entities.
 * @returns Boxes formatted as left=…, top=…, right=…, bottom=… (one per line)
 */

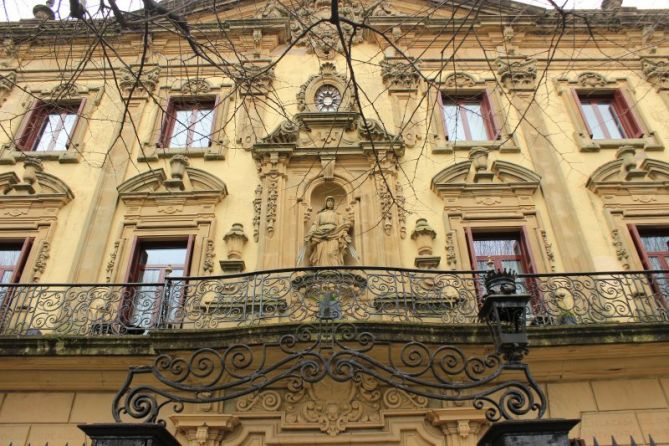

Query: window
left=441, top=93, right=498, bottom=142
left=629, top=226, right=669, bottom=307
left=0, top=239, right=33, bottom=308
left=19, top=100, right=85, bottom=152
left=160, top=98, right=216, bottom=149
left=125, top=237, right=194, bottom=329
left=465, top=230, right=534, bottom=274
left=574, top=90, right=643, bottom=140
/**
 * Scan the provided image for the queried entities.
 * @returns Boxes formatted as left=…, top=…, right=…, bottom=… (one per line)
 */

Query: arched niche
left=309, top=182, right=348, bottom=216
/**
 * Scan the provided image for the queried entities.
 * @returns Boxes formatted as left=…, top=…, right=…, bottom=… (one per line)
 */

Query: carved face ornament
left=315, top=85, right=342, bottom=112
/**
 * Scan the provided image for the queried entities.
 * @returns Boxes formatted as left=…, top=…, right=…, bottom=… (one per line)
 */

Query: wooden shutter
left=613, top=90, right=644, bottom=138
left=483, top=90, right=501, bottom=140
left=157, top=98, right=176, bottom=148
left=183, top=235, right=195, bottom=276
left=570, top=89, right=593, bottom=138
left=123, top=237, right=140, bottom=283
left=520, top=227, right=539, bottom=274
left=17, top=101, right=45, bottom=150
left=10, top=238, right=34, bottom=284
left=66, top=98, right=87, bottom=149
left=464, top=227, right=478, bottom=270
left=628, top=224, right=652, bottom=270
left=437, top=91, right=449, bottom=140
left=207, top=95, right=221, bottom=147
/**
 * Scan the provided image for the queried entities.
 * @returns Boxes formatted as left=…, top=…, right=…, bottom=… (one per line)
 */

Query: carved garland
left=253, top=184, right=262, bottom=242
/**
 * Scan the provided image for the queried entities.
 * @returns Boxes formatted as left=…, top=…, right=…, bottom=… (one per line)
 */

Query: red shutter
left=613, top=90, right=644, bottom=139
left=483, top=90, right=501, bottom=140
left=123, top=237, right=140, bottom=283
left=464, top=227, right=478, bottom=270
left=183, top=235, right=195, bottom=276
left=628, top=224, right=652, bottom=270
left=157, top=98, right=175, bottom=148
left=520, top=227, right=538, bottom=274
left=208, top=95, right=221, bottom=147
left=17, top=101, right=46, bottom=150
left=437, top=91, right=449, bottom=140
left=571, top=89, right=593, bottom=138
left=66, top=98, right=86, bottom=149
left=10, top=238, right=34, bottom=284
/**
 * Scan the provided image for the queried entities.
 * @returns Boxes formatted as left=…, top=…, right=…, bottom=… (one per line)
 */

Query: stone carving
left=577, top=72, right=608, bottom=87
left=258, top=0, right=288, bottom=18
left=297, top=62, right=352, bottom=112
left=380, top=59, right=420, bottom=91
left=203, top=239, right=215, bottom=273
left=180, top=78, right=211, bottom=95
left=371, top=0, right=397, bottom=16
left=540, top=230, right=556, bottom=272
left=224, top=224, right=248, bottom=260
left=641, top=58, right=669, bottom=89
left=0, top=71, right=16, bottom=94
left=260, top=120, right=300, bottom=144
left=586, top=154, right=669, bottom=194
left=411, top=218, right=437, bottom=256
left=118, top=66, right=161, bottom=93
left=105, top=240, right=121, bottom=283
left=375, top=175, right=393, bottom=235
left=611, top=229, right=631, bottom=270
left=358, top=117, right=397, bottom=142
left=253, top=184, right=262, bottom=242
left=396, top=183, right=407, bottom=239
left=304, top=196, right=352, bottom=266
left=50, top=82, right=79, bottom=99
left=446, top=231, right=457, bottom=267
left=32, top=240, right=50, bottom=282
left=2, top=38, right=16, bottom=58
left=497, top=58, right=537, bottom=91
left=266, top=175, right=279, bottom=237
left=232, top=64, right=274, bottom=96
left=443, top=72, right=477, bottom=88
left=237, top=376, right=426, bottom=436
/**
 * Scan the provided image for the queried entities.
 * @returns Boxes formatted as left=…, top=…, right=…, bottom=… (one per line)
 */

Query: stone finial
left=616, top=146, right=636, bottom=172
left=22, top=157, right=44, bottom=185
left=223, top=223, right=248, bottom=260
left=411, top=218, right=437, bottom=256
left=33, top=1, right=55, bottom=20
left=601, top=0, right=622, bottom=10
left=169, top=154, right=190, bottom=179
left=469, top=147, right=494, bottom=183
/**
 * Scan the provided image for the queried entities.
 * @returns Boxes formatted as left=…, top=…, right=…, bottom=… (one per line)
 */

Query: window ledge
left=433, top=137, right=519, bottom=154
left=138, top=142, right=226, bottom=162
left=576, top=130, right=664, bottom=152
left=0, top=142, right=81, bottom=164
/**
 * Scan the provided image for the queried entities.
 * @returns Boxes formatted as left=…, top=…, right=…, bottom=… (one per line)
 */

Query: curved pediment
left=587, top=158, right=669, bottom=195
left=431, top=160, right=540, bottom=196
left=118, top=167, right=228, bottom=199
left=0, top=171, right=73, bottom=204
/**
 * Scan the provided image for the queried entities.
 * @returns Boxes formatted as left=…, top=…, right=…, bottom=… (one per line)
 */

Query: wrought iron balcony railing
left=0, top=266, right=667, bottom=336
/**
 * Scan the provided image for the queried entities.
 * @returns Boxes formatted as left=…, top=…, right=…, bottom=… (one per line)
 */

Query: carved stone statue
left=304, top=196, right=352, bottom=266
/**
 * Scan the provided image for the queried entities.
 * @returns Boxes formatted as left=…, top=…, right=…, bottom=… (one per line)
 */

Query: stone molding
left=496, top=57, right=537, bottom=91
left=297, top=62, right=354, bottom=113
left=171, top=414, right=240, bottom=446
left=641, top=58, right=669, bottom=90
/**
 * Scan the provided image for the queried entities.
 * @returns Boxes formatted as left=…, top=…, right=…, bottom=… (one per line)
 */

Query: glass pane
left=142, top=246, right=187, bottom=266
left=54, top=113, right=77, bottom=150
left=580, top=103, right=606, bottom=140
left=0, top=270, right=14, bottom=283
left=597, top=103, right=625, bottom=139
left=443, top=103, right=466, bottom=141
left=169, top=110, right=192, bottom=148
left=473, top=238, right=522, bottom=257
left=34, top=113, right=76, bottom=152
left=0, top=248, right=20, bottom=267
left=138, top=267, right=161, bottom=284
left=462, top=104, right=488, bottom=140
left=191, top=109, right=214, bottom=148
left=649, top=257, right=663, bottom=270
left=640, top=234, right=669, bottom=253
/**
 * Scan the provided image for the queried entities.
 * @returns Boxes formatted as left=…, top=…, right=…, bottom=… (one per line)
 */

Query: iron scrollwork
left=113, top=321, right=546, bottom=424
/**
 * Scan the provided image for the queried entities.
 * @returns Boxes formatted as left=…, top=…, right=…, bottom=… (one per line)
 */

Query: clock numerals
left=315, top=85, right=342, bottom=112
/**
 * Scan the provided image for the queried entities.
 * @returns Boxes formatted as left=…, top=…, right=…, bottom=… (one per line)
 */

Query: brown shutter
left=570, top=89, right=593, bottom=138
left=464, top=227, right=478, bottom=270
left=207, top=95, right=221, bottom=147
left=157, top=98, right=175, bottom=148
left=437, top=91, right=449, bottom=140
left=10, top=238, right=34, bottom=284
left=628, top=224, right=652, bottom=270
left=183, top=235, right=195, bottom=276
left=66, top=98, right=87, bottom=149
left=17, top=101, right=45, bottom=150
left=614, top=90, right=644, bottom=138
left=520, top=227, right=538, bottom=274
left=483, top=89, right=501, bottom=140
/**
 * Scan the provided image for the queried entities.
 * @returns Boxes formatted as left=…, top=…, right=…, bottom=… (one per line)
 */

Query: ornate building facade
left=0, top=0, right=669, bottom=444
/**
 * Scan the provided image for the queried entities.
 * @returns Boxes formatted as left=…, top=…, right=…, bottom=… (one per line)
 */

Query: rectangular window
left=441, top=93, right=498, bottom=142
left=629, top=225, right=669, bottom=307
left=125, top=237, right=194, bottom=329
left=0, top=239, right=33, bottom=309
left=161, top=98, right=216, bottom=149
left=19, top=100, right=84, bottom=152
left=574, top=90, right=643, bottom=140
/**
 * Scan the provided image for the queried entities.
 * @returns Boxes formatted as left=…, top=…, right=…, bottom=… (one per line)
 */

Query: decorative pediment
left=431, top=156, right=540, bottom=197
left=586, top=155, right=669, bottom=196
left=0, top=158, right=73, bottom=205
left=118, top=156, right=228, bottom=203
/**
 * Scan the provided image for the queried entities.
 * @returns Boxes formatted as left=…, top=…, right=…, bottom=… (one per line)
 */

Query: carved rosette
left=180, top=78, right=211, bottom=95
left=641, top=58, right=669, bottom=90
left=497, top=58, right=537, bottom=91
left=443, top=72, right=477, bottom=89
left=297, top=63, right=354, bottom=113
left=236, top=376, right=427, bottom=436
left=577, top=72, right=608, bottom=88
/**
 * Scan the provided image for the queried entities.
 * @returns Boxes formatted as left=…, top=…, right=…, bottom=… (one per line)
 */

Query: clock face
left=315, top=85, right=342, bottom=112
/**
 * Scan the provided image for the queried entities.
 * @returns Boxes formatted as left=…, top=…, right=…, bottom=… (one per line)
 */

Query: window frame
left=18, top=99, right=86, bottom=152
left=439, top=91, right=500, bottom=143
left=573, top=89, right=644, bottom=140
left=158, top=96, right=219, bottom=150
left=628, top=224, right=669, bottom=308
left=464, top=227, right=537, bottom=274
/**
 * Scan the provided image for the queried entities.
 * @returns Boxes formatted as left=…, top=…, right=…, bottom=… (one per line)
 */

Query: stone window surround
left=431, top=73, right=520, bottom=154
left=0, top=82, right=103, bottom=164
left=138, top=78, right=232, bottom=162
left=556, top=72, right=664, bottom=152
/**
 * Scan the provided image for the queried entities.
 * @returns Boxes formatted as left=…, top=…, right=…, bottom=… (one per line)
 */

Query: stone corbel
left=496, top=57, right=537, bottom=92
left=171, top=414, right=240, bottom=446
left=641, top=58, right=669, bottom=90
left=118, top=65, right=161, bottom=98
left=426, top=408, right=489, bottom=446
left=0, top=71, right=16, bottom=100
